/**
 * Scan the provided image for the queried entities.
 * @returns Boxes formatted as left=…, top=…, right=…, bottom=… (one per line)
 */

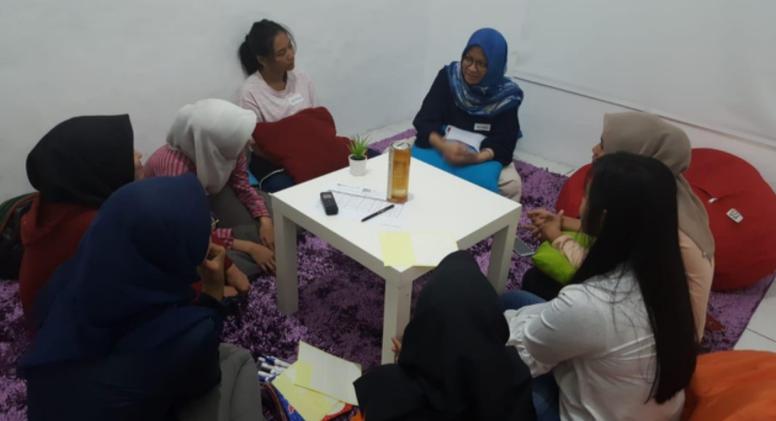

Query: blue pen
left=260, top=362, right=286, bottom=376
left=257, top=370, right=275, bottom=383
left=260, top=355, right=291, bottom=368
left=265, top=356, right=291, bottom=368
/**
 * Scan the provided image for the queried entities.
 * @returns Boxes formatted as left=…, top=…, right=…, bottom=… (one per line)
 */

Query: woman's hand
left=443, top=142, right=479, bottom=166
left=536, top=210, right=564, bottom=243
left=200, top=243, right=227, bottom=301
left=529, top=208, right=582, bottom=232
left=248, top=242, right=276, bottom=274
left=527, top=208, right=565, bottom=242
left=259, top=216, right=275, bottom=250
left=527, top=208, right=554, bottom=227
left=226, top=265, right=251, bottom=295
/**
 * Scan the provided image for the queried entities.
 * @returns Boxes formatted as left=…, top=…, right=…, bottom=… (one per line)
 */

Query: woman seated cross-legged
left=21, top=175, right=263, bottom=421
left=525, top=112, right=714, bottom=342
left=237, top=19, right=378, bottom=192
left=503, top=152, right=698, bottom=421
left=145, top=99, right=275, bottom=283
left=238, top=19, right=317, bottom=192
left=20, top=114, right=141, bottom=321
left=413, top=27, right=524, bottom=201
left=354, top=250, right=536, bottom=420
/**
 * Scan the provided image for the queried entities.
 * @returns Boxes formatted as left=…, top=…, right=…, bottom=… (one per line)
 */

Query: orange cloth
left=683, top=350, right=776, bottom=421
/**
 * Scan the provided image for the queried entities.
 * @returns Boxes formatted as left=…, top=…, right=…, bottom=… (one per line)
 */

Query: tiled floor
left=735, top=281, right=776, bottom=352
left=366, top=122, right=776, bottom=353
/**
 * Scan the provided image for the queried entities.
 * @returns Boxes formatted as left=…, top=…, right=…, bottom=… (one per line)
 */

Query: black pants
left=250, top=148, right=382, bottom=193
left=521, top=267, right=564, bottom=301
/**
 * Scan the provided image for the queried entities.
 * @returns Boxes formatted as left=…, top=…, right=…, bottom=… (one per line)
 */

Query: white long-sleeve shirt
left=505, top=268, right=684, bottom=421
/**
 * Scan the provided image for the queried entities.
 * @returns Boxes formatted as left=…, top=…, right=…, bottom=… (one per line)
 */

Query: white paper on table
left=445, top=125, right=486, bottom=151
left=411, top=231, right=459, bottom=267
left=313, top=183, right=407, bottom=228
left=294, top=341, right=362, bottom=405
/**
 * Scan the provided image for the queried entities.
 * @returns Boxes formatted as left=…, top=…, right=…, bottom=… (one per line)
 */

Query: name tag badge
left=474, top=123, right=491, bottom=132
left=288, top=93, right=304, bottom=106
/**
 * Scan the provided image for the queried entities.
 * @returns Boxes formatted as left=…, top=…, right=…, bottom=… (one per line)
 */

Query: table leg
left=488, top=219, right=518, bottom=293
left=381, top=276, right=412, bottom=364
left=274, top=211, right=299, bottom=315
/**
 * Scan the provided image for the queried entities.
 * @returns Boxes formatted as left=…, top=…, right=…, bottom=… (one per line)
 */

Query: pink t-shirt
left=238, top=70, right=318, bottom=123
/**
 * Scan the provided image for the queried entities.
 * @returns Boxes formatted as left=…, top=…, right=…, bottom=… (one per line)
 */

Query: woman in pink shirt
left=238, top=20, right=319, bottom=192
left=145, top=99, right=275, bottom=280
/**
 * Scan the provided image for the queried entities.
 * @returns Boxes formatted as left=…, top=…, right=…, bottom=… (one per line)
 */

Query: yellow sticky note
left=272, top=363, right=343, bottom=421
left=379, top=231, right=415, bottom=268
left=295, top=361, right=313, bottom=385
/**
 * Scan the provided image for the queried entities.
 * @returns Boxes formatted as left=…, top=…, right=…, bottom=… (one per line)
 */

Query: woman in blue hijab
left=413, top=28, right=524, bottom=201
left=20, top=174, right=262, bottom=421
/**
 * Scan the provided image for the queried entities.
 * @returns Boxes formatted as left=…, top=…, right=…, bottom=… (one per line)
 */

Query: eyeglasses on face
left=462, top=55, right=487, bottom=71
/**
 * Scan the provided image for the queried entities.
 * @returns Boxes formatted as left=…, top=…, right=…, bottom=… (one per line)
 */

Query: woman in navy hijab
left=413, top=28, right=524, bottom=201
left=20, top=174, right=262, bottom=421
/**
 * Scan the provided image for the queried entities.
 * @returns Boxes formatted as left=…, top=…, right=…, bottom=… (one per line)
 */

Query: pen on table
left=361, top=204, right=395, bottom=222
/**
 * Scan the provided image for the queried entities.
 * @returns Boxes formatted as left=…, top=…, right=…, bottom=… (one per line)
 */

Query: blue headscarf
left=21, top=174, right=213, bottom=369
left=447, top=28, right=524, bottom=117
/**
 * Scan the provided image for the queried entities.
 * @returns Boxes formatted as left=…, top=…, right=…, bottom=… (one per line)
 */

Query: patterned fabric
left=446, top=28, right=524, bottom=117
left=447, top=61, right=523, bottom=117
left=144, top=144, right=268, bottom=248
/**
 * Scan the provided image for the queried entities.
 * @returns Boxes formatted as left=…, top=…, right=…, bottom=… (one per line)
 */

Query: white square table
left=271, top=154, right=521, bottom=363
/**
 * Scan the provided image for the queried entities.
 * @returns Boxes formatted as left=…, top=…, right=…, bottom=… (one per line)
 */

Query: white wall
left=513, top=0, right=776, bottom=148
left=2, top=0, right=775, bottom=201
left=513, top=77, right=776, bottom=189
left=0, top=0, right=431, bottom=200
left=420, top=0, right=776, bottom=188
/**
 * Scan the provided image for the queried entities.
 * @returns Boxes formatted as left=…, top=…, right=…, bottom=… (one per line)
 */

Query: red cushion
left=684, top=149, right=776, bottom=290
left=252, top=107, right=350, bottom=184
left=555, top=149, right=776, bottom=291
left=555, top=163, right=591, bottom=219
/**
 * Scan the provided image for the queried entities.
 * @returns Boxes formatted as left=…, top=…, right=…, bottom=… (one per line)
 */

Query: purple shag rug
left=0, top=128, right=773, bottom=420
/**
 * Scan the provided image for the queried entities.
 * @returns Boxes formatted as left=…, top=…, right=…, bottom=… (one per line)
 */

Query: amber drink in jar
left=387, top=141, right=411, bottom=203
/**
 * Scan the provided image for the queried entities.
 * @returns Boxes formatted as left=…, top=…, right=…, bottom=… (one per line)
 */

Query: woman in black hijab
left=20, top=115, right=141, bottom=319
left=354, top=250, right=535, bottom=420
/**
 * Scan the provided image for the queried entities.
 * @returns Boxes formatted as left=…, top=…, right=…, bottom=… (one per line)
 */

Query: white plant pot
left=349, top=155, right=367, bottom=176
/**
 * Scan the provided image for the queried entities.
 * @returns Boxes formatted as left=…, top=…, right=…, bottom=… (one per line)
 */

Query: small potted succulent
left=348, top=135, right=369, bottom=176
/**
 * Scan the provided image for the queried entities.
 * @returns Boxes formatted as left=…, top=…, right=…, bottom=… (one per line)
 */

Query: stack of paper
left=271, top=341, right=362, bottom=420
left=379, top=231, right=459, bottom=268
left=445, top=125, right=486, bottom=151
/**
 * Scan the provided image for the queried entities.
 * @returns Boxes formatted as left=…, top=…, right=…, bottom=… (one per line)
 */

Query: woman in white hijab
left=145, top=99, right=276, bottom=280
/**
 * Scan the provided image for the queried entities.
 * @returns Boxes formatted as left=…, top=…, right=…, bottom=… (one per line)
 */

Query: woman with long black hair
left=504, top=152, right=698, bottom=420
left=237, top=19, right=318, bottom=192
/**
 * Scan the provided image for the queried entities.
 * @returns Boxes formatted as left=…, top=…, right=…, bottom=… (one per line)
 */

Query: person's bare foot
left=391, top=337, right=402, bottom=363
left=224, top=286, right=239, bottom=298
